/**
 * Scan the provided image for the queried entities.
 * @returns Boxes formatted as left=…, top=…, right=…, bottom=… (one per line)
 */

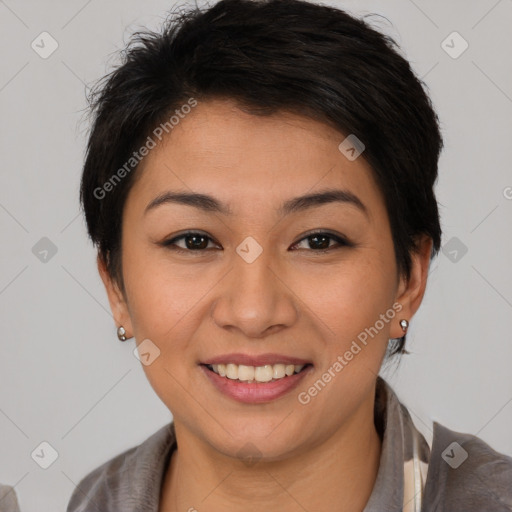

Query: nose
left=210, top=241, right=299, bottom=339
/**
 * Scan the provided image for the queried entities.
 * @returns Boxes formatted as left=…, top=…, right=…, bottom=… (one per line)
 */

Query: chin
left=205, top=420, right=311, bottom=463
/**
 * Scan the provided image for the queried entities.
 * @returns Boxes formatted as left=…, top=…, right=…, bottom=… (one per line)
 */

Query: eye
left=162, top=231, right=219, bottom=253
left=290, top=231, right=351, bottom=252
left=161, top=230, right=351, bottom=254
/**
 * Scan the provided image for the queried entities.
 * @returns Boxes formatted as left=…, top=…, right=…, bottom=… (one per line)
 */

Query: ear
left=97, top=254, right=133, bottom=338
left=389, top=234, right=433, bottom=339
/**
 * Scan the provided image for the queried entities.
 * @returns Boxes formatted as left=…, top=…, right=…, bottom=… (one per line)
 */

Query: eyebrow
left=144, top=188, right=368, bottom=218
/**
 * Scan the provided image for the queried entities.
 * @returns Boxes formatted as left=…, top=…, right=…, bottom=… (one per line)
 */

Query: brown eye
left=163, top=232, right=218, bottom=252
left=290, top=231, right=351, bottom=252
left=161, top=230, right=351, bottom=254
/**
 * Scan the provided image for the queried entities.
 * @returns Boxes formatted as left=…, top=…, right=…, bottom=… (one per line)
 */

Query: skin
left=99, top=98, right=433, bottom=511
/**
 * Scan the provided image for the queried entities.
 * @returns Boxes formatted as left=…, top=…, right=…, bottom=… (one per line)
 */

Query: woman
left=67, top=0, right=512, bottom=510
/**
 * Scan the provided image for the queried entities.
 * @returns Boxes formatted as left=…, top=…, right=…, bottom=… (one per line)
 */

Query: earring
left=399, top=319, right=409, bottom=333
left=117, top=326, right=127, bottom=342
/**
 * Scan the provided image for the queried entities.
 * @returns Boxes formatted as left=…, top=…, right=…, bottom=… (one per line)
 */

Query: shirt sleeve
left=0, top=484, right=21, bottom=512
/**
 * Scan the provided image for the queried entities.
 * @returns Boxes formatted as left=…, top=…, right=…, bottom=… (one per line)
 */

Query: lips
left=199, top=353, right=313, bottom=404
left=202, top=353, right=311, bottom=367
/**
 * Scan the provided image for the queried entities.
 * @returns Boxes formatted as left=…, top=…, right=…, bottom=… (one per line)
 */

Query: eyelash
left=161, top=230, right=352, bottom=254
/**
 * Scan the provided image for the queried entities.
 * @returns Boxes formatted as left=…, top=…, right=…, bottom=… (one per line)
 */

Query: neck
left=160, top=388, right=382, bottom=512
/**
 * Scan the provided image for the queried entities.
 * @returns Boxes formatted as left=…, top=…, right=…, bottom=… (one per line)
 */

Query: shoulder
left=0, top=484, right=20, bottom=512
left=66, top=422, right=176, bottom=512
left=423, top=421, right=512, bottom=511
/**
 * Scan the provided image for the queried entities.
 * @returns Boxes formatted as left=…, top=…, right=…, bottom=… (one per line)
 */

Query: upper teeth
left=210, top=363, right=305, bottom=382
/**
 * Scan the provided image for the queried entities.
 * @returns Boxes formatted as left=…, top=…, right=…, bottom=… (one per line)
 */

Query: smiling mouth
left=203, top=363, right=312, bottom=383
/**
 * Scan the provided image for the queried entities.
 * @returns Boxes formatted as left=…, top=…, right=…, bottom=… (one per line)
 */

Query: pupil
left=183, top=234, right=331, bottom=250
left=186, top=235, right=208, bottom=250
left=311, top=235, right=329, bottom=249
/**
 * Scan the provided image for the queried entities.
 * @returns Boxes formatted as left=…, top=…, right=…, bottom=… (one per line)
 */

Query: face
left=100, top=99, right=431, bottom=461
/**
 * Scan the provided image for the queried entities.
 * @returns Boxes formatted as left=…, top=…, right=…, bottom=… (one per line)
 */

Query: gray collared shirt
left=0, top=485, right=21, bottom=512
left=66, top=377, right=512, bottom=511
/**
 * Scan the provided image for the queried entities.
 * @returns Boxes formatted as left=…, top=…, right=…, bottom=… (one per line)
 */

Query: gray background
left=0, top=0, right=511, bottom=510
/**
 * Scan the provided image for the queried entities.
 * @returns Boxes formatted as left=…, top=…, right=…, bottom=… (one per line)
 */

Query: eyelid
left=291, top=229, right=352, bottom=250
left=161, top=229, right=352, bottom=253
left=161, top=230, right=220, bottom=251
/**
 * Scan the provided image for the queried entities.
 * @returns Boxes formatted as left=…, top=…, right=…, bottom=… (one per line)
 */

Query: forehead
left=128, top=99, right=384, bottom=219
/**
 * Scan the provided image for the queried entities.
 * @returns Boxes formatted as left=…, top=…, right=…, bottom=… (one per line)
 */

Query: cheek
left=294, top=253, right=396, bottom=413
left=124, top=236, right=397, bottom=350
left=122, top=247, right=206, bottom=411
left=300, top=248, right=397, bottom=339
left=122, top=240, right=203, bottom=336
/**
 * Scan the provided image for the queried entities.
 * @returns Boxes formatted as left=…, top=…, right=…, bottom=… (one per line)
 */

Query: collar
left=67, top=377, right=432, bottom=511
left=364, top=377, right=430, bottom=512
